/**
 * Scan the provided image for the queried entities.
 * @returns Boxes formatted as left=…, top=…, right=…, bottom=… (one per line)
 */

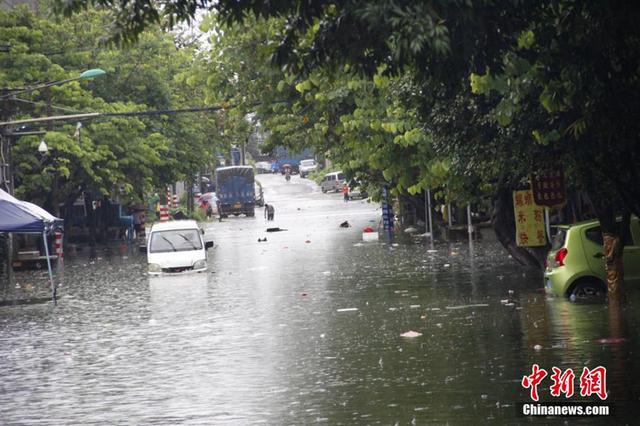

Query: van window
left=149, top=229, right=203, bottom=253
left=337, top=173, right=344, bottom=180
left=329, top=175, right=335, bottom=181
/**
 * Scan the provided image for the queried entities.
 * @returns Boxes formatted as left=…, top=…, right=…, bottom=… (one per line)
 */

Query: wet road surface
left=1, top=174, right=640, bottom=424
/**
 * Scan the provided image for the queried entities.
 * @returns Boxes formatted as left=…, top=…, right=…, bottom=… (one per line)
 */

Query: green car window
left=585, top=227, right=603, bottom=245
left=584, top=225, right=634, bottom=246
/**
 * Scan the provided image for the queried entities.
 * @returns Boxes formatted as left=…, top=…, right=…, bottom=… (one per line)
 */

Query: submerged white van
left=147, top=220, right=213, bottom=274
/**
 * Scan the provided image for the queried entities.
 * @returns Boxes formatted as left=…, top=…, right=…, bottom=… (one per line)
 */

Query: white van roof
left=150, top=220, right=199, bottom=232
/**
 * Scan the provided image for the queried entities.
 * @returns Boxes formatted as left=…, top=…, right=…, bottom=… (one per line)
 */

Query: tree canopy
left=1, top=5, right=221, bottom=215
left=53, top=0, right=639, bottom=218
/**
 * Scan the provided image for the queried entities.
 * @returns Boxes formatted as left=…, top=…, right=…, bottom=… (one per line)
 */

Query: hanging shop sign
left=531, top=167, right=566, bottom=207
left=513, top=189, right=546, bottom=247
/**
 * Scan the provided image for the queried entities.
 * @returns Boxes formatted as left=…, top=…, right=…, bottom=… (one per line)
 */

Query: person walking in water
left=264, top=203, right=275, bottom=221
left=342, top=183, right=350, bottom=202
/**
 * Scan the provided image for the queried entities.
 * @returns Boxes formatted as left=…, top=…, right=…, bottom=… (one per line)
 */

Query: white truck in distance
left=299, top=159, right=318, bottom=178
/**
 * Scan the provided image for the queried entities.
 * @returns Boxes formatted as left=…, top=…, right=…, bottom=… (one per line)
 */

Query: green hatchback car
left=545, top=216, right=640, bottom=300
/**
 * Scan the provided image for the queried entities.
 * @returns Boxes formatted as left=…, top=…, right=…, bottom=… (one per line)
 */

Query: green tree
left=1, top=5, right=219, bottom=229
left=64, top=0, right=640, bottom=294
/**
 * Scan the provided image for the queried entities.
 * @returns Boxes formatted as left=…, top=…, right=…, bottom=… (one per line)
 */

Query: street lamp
left=0, top=68, right=107, bottom=100
left=38, top=138, right=48, bottom=154
left=0, top=68, right=106, bottom=194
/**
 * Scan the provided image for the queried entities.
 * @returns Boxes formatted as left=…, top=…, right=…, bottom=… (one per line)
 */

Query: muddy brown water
left=1, top=175, right=639, bottom=424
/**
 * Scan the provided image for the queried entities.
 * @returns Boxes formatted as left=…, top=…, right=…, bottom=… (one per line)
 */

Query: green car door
left=582, top=225, right=608, bottom=281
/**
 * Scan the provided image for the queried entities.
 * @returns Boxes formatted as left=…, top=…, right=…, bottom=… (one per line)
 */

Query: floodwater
left=1, top=174, right=639, bottom=425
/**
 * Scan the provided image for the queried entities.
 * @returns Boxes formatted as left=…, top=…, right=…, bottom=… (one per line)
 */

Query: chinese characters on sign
left=381, top=186, right=393, bottom=233
left=513, top=189, right=546, bottom=247
left=531, top=167, right=566, bottom=207
left=522, top=365, right=608, bottom=401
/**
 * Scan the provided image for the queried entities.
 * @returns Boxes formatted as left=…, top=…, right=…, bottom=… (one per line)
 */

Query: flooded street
left=1, top=174, right=639, bottom=425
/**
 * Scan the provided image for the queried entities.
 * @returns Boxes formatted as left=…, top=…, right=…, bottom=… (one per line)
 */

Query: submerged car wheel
left=569, top=279, right=606, bottom=302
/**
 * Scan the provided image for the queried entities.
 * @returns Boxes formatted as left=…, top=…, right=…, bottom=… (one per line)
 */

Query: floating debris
left=363, top=231, right=379, bottom=241
left=337, top=308, right=358, bottom=312
left=445, top=304, right=489, bottom=310
left=400, top=330, right=423, bottom=338
left=266, top=227, right=287, bottom=232
left=533, top=344, right=543, bottom=351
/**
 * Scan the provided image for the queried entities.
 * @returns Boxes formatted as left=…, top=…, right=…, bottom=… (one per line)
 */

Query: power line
left=10, top=97, right=86, bottom=114
left=0, top=101, right=284, bottom=127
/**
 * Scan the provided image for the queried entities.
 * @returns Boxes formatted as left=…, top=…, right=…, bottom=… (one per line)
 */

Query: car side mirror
left=201, top=229, right=205, bottom=235
left=205, top=241, right=214, bottom=249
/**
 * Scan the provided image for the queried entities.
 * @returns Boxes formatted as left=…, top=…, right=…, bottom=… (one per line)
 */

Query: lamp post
left=0, top=69, right=106, bottom=289
left=0, top=68, right=106, bottom=101
left=0, top=68, right=106, bottom=194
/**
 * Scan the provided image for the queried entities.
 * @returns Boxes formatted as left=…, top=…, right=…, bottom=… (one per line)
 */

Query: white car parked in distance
left=299, top=159, right=318, bottom=178
left=147, top=220, right=213, bottom=274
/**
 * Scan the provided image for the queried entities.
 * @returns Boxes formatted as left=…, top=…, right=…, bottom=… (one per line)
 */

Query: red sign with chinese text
left=531, top=167, right=566, bottom=207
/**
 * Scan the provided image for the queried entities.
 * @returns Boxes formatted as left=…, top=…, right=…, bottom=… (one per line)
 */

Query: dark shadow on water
left=0, top=296, right=57, bottom=307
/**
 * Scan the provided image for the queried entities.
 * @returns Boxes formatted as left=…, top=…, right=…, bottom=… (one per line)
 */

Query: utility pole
left=425, top=188, right=433, bottom=246
left=0, top=88, right=13, bottom=193
left=0, top=89, right=14, bottom=286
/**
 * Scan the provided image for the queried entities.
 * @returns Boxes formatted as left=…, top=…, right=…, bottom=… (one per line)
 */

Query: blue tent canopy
left=1, top=188, right=63, bottom=304
left=0, top=188, right=63, bottom=233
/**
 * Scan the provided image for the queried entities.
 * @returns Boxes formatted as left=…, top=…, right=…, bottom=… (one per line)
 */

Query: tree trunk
left=597, top=207, right=628, bottom=302
left=492, top=184, right=545, bottom=269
